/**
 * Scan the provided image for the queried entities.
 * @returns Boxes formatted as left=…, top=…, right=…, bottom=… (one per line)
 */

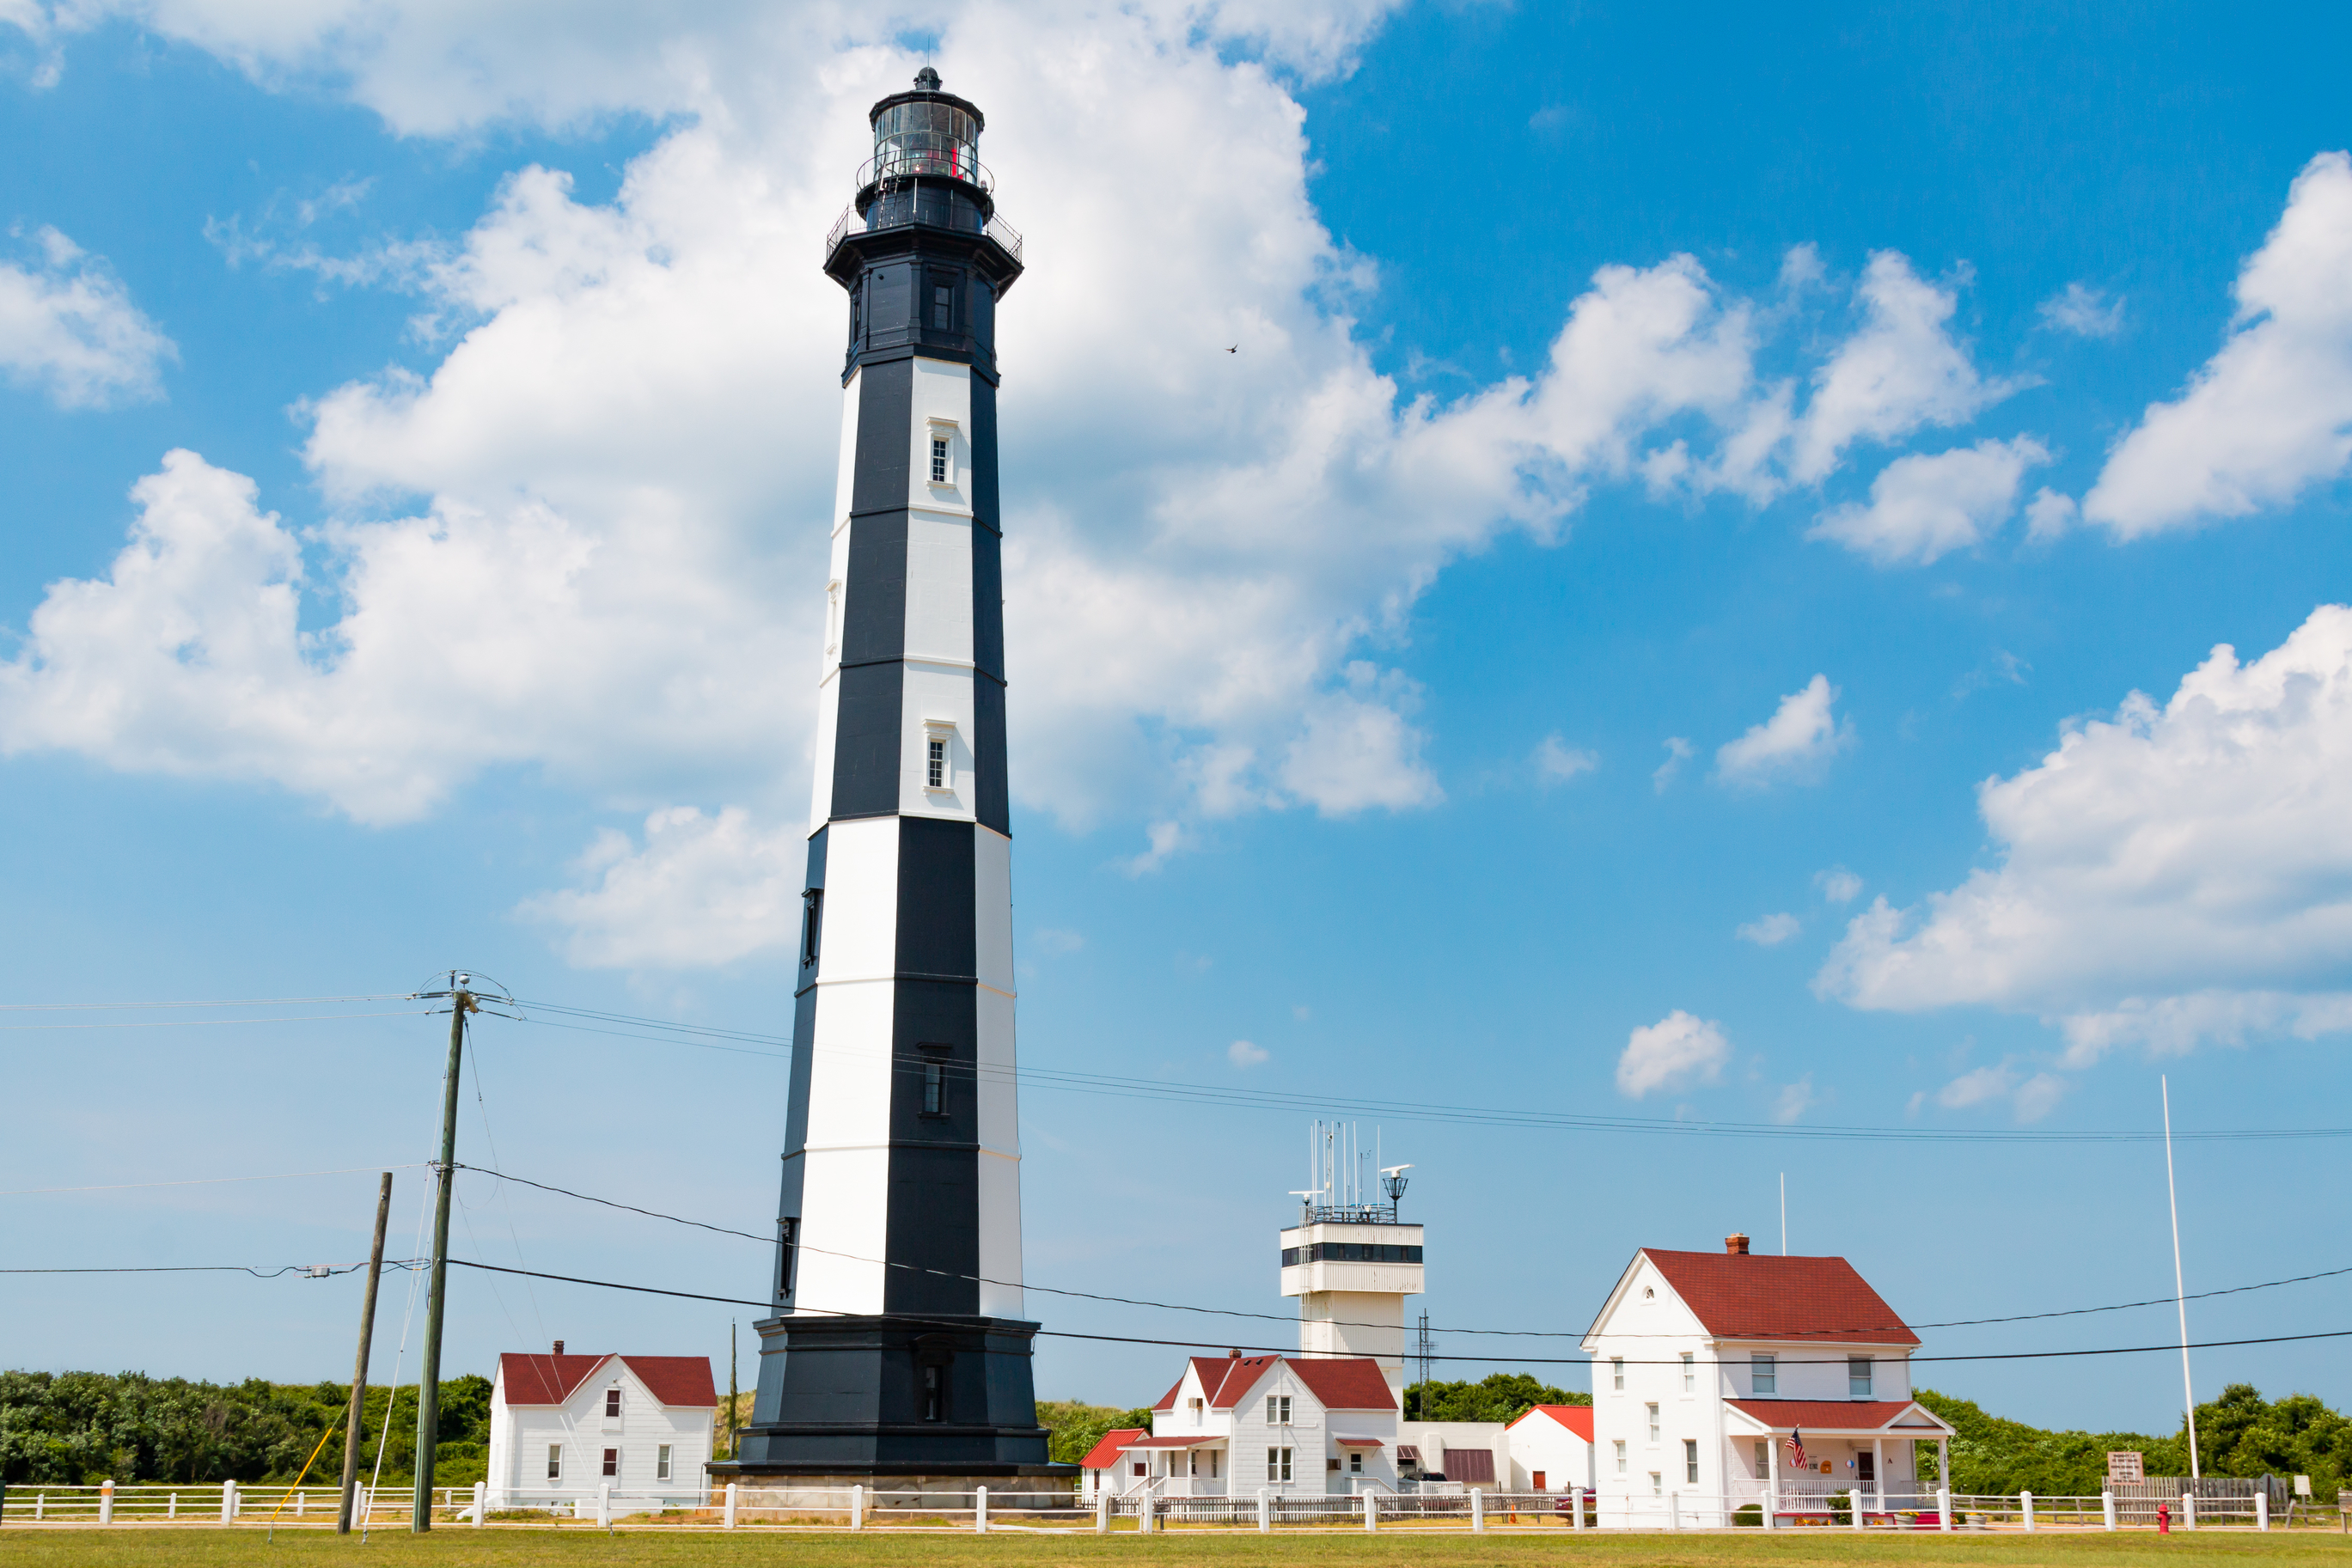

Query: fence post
left=1256, top=1487, right=1270, bottom=1534
left=2184, top=1491, right=2197, bottom=1530
left=471, top=1481, right=485, bottom=1528
left=2021, top=1490, right=2035, bottom=1531
left=1364, top=1490, right=1377, bottom=1532
left=1764, top=1481, right=1777, bottom=1530
left=595, top=1482, right=610, bottom=1530
left=1852, top=1487, right=1865, bottom=1531
left=1471, top=1487, right=1485, bottom=1533
left=223, top=1480, right=238, bottom=1522
left=1099, top=1488, right=1112, bottom=1534
left=850, top=1484, right=864, bottom=1531
left=1668, top=1489, right=1679, bottom=1530
left=99, top=1480, right=113, bottom=1526
left=2103, top=1491, right=2116, bottom=1530
left=1937, top=1486, right=1951, bottom=1531
left=975, top=1485, right=988, bottom=1534
left=2258, top=1487, right=2270, bottom=1531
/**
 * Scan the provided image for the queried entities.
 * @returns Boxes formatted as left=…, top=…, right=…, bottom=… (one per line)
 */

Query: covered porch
left=1724, top=1399, right=1958, bottom=1526
left=1132, top=1434, right=1230, bottom=1497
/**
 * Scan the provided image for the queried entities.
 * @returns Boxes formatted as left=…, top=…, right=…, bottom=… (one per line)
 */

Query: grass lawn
left=3, top=1531, right=2352, bottom=1567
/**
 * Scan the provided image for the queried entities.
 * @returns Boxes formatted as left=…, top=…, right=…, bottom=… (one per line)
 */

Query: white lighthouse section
left=795, top=814, right=899, bottom=1316
left=974, top=822, right=1023, bottom=1315
left=901, top=358, right=978, bottom=821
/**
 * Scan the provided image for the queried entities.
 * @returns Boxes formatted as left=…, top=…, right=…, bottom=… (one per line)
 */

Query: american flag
left=1784, top=1429, right=1808, bottom=1471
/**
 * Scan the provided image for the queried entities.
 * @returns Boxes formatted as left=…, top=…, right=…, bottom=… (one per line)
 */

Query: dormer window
left=605, top=1389, right=621, bottom=1418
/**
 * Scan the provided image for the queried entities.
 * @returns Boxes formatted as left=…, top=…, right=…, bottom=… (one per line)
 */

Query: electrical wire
left=451, top=1162, right=2352, bottom=1346
left=0, top=994, right=418, bottom=1011
left=0, top=1163, right=429, bottom=1197
left=0, top=1010, right=434, bottom=1031
left=444, top=1258, right=2352, bottom=1369
left=0, top=1261, right=421, bottom=1278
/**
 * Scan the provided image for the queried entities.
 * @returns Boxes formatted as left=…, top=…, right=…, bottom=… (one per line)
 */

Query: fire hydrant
left=2158, top=1504, right=2172, bottom=1534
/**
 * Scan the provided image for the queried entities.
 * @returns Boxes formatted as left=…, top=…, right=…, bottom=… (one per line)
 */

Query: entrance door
left=1533, top=1471, right=1547, bottom=1492
left=1857, top=1452, right=1876, bottom=1500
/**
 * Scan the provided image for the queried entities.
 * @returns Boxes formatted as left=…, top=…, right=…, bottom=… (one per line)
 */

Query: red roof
left=1130, top=1435, right=1225, bottom=1448
left=1079, top=1429, right=1145, bottom=1468
left=1150, top=1355, right=1396, bottom=1413
left=1725, top=1400, right=1951, bottom=1432
left=497, top=1353, right=717, bottom=1407
left=1636, top=1250, right=1921, bottom=1345
left=1511, top=1404, right=1594, bottom=1441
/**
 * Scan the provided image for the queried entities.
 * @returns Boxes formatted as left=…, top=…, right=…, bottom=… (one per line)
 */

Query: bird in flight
left=1227, top=345, right=1237, bottom=353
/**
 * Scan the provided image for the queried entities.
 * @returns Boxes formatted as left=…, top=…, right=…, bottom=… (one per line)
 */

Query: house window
left=1613, top=1442, right=1627, bottom=1476
left=927, top=736, right=946, bottom=786
left=546, top=1445, right=562, bottom=1480
left=1188, top=1397, right=1205, bottom=1425
left=1650, top=1472, right=1662, bottom=1498
left=605, top=1389, right=621, bottom=1418
left=1349, top=1451, right=1362, bottom=1473
left=1754, top=1440, right=1769, bottom=1476
left=1681, top=1351, right=1695, bottom=1392
left=1611, top=1357, right=1625, bottom=1392
left=1685, top=1439, right=1699, bottom=1485
left=930, top=437, right=949, bottom=484
left=1646, top=1403, right=1659, bottom=1443
left=922, top=1364, right=944, bottom=1422
left=1751, top=1353, right=1775, bottom=1394
left=1849, top=1356, right=1872, bottom=1397
left=1327, top=1458, right=1341, bottom=1473
left=1268, top=1448, right=1292, bottom=1482
left=1133, top=1462, right=1145, bottom=1477
left=1267, top=1394, right=1292, bottom=1425
left=923, top=1059, right=944, bottom=1116
left=657, top=1444, right=672, bottom=1481
left=602, top=1448, right=619, bottom=1478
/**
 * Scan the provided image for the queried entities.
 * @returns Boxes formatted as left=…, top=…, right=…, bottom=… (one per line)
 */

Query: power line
left=0, top=1163, right=430, bottom=1198
left=443, top=1258, right=2352, bottom=1369
left=453, top=1162, right=2352, bottom=1346
left=2, top=1261, right=423, bottom=1278
left=0, top=1010, right=434, bottom=1031
left=0, top=994, right=418, bottom=1011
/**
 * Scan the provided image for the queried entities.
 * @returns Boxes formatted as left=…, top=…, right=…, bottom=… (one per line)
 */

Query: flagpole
left=2162, top=1074, right=2201, bottom=1480
left=1780, top=1173, right=1787, bottom=1255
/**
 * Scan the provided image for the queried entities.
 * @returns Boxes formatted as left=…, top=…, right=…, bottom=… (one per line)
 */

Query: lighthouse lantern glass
left=874, top=101, right=980, bottom=183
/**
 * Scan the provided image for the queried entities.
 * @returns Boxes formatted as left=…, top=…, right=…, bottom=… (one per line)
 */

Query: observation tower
left=1281, top=1122, right=1423, bottom=1396
left=727, top=68, right=1061, bottom=1498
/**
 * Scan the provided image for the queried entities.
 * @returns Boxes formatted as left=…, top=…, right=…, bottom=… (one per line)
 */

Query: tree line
left=0, top=1370, right=492, bottom=1487
left=1918, top=1383, right=2351, bottom=1499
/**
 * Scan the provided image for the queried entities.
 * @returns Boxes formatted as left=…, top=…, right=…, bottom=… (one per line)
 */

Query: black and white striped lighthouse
left=730, top=69, right=1060, bottom=1487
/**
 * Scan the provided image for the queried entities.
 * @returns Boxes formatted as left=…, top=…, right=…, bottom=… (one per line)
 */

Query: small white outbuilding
left=486, top=1343, right=717, bottom=1512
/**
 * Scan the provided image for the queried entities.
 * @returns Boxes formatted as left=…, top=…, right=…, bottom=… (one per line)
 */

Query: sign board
left=2106, top=1452, right=2144, bottom=1485
left=2295, top=1475, right=2312, bottom=1497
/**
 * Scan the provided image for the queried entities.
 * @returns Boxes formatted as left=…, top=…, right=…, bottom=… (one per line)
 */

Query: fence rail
left=1, top=1478, right=2332, bottom=1532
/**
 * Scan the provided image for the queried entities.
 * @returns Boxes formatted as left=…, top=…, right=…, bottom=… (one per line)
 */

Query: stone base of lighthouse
left=718, top=1313, right=1069, bottom=1486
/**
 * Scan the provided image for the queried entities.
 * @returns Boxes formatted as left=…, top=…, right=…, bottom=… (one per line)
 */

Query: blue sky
left=3, top=0, right=2350, bottom=1437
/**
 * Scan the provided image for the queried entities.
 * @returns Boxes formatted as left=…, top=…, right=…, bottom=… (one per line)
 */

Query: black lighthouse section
left=729, top=67, right=1060, bottom=1492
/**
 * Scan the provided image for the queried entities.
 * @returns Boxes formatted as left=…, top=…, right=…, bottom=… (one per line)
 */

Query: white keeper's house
left=1582, top=1234, right=1955, bottom=1527
left=1082, top=1351, right=1402, bottom=1499
left=486, top=1343, right=718, bottom=1511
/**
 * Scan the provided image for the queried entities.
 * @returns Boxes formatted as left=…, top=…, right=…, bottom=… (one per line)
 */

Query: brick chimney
left=553, top=1339, right=565, bottom=1355
left=1725, top=1233, right=1750, bottom=1256
left=1228, top=1348, right=1242, bottom=1358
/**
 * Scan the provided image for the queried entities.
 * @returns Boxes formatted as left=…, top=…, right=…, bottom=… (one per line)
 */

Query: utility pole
left=338, top=1172, right=393, bottom=1534
left=728, top=1321, right=739, bottom=1461
left=412, top=975, right=473, bottom=1531
left=2163, top=1075, right=2202, bottom=1480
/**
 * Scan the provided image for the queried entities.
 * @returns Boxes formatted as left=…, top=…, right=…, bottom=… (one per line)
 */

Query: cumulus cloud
left=1737, top=912, right=1800, bottom=946
left=1933, top=1060, right=2068, bottom=1123
left=1816, top=866, right=1863, bottom=904
left=1714, top=674, right=1851, bottom=787
left=1652, top=736, right=1694, bottom=792
left=514, top=806, right=802, bottom=968
left=1228, top=1039, right=1269, bottom=1068
left=1772, top=1076, right=1816, bottom=1124
left=2037, top=282, right=2125, bottom=339
left=1809, top=435, right=2050, bottom=565
left=1534, top=734, right=1599, bottom=784
left=2023, top=487, right=2079, bottom=543
left=1616, top=1010, right=1730, bottom=1098
left=0, top=226, right=174, bottom=407
left=2085, top=152, right=2352, bottom=535
left=1031, top=927, right=1084, bottom=957
left=1817, top=604, right=2352, bottom=1057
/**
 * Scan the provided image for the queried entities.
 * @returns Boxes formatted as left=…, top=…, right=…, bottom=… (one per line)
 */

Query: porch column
left=1872, top=1437, right=1885, bottom=1513
left=1937, top=1438, right=1952, bottom=1533
left=1765, top=1431, right=1778, bottom=1531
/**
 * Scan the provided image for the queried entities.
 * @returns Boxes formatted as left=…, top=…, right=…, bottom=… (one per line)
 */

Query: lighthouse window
left=930, top=438, right=949, bottom=484
left=922, top=1060, right=944, bottom=1115
left=801, top=888, right=823, bottom=967
left=927, top=736, right=946, bottom=786
left=932, top=282, right=954, bottom=330
left=922, top=1364, right=944, bottom=1421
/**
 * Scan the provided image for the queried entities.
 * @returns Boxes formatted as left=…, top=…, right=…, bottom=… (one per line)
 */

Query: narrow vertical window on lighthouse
left=923, top=1059, right=944, bottom=1115
left=930, top=437, right=949, bottom=484
left=927, top=737, right=946, bottom=787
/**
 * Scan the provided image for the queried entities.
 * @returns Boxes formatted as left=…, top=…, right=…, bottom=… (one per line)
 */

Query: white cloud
left=1616, top=1010, right=1730, bottom=1098
left=1809, top=436, right=2049, bottom=566
left=2023, top=486, right=2078, bottom=543
left=1737, top=912, right=1800, bottom=946
left=1228, top=1039, right=1270, bottom=1069
left=1535, top=734, right=1599, bottom=784
left=0, top=226, right=174, bottom=407
left=1123, top=821, right=1188, bottom=877
left=1714, top=674, right=1852, bottom=787
left=514, top=806, right=802, bottom=968
left=2013, top=1071, right=2068, bottom=1122
left=2037, top=282, right=2125, bottom=339
left=1772, top=1075, right=1815, bottom=1124
left=1787, top=253, right=2020, bottom=484
left=1031, top=927, right=1084, bottom=957
left=2085, top=152, right=2352, bottom=536
left=1817, top=604, right=2352, bottom=1057
left=1931, top=1061, right=2068, bottom=1123
left=1652, top=736, right=1694, bottom=792
left=1816, top=866, right=1863, bottom=904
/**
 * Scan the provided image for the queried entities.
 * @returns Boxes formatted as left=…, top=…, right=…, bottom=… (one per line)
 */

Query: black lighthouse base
left=713, top=1313, right=1074, bottom=1504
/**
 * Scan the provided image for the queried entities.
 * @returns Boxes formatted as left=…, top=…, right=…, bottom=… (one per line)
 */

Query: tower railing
left=823, top=182, right=1023, bottom=266
left=1294, top=1201, right=1406, bottom=1226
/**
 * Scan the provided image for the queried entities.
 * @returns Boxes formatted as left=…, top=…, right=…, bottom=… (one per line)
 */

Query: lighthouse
left=730, top=68, right=1060, bottom=1493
